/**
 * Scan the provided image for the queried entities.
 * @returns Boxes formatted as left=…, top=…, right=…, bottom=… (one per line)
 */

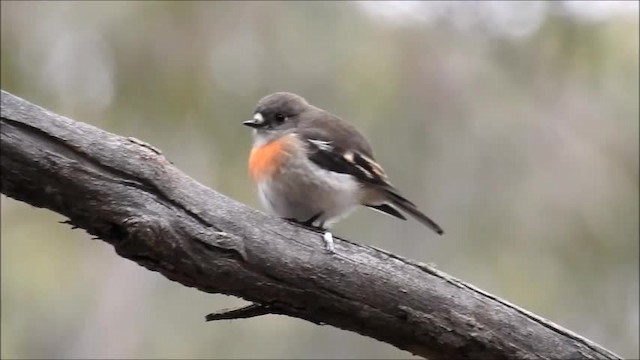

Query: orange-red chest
left=248, top=137, right=291, bottom=182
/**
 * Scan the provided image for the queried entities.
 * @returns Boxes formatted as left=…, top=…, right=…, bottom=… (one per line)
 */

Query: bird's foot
left=283, top=213, right=334, bottom=253
left=285, top=212, right=324, bottom=231
left=323, top=231, right=335, bottom=253
left=301, top=212, right=324, bottom=228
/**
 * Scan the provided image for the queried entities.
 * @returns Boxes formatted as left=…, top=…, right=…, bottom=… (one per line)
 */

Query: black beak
left=242, top=119, right=263, bottom=128
left=243, top=113, right=266, bottom=128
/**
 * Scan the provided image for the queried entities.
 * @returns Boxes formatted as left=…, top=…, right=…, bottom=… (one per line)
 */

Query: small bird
left=243, top=92, right=443, bottom=252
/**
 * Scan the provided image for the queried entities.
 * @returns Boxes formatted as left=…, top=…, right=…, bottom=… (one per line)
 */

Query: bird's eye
left=274, top=113, right=286, bottom=123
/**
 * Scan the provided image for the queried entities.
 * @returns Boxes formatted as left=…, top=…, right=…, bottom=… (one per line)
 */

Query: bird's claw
left=301, top=212, right=324, bottom=228
left=284, top=214, right=334, bottom=253
left=285, top=212, right=325, bottom=231
left=323, top=231, right=335, bottom=253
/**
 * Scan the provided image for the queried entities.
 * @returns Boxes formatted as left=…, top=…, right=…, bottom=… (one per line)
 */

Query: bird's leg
left=284, top=212, right=324, bottom=230
left=301, top=212, right=323, bottom=228
left=283, top=213, right=334, bottom=253
left=322, top=230, right=335, bottom=253
left=313, top=219, right=334, bottom=253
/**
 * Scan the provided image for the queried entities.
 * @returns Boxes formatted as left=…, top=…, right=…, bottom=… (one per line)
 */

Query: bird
left=243, top=92, right=443, bottom=252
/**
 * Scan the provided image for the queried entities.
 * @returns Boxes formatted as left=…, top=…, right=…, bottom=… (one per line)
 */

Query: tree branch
left=0, top=89, right=620, bottom=359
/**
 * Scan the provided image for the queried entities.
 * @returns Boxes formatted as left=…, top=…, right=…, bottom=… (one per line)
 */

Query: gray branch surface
left=0, top=90, right=620, bottom=360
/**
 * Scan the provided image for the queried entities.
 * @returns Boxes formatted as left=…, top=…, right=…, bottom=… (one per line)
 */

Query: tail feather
left=366, top=203, right=407, bottom=221
left=384, top=188, right=444, bottom=235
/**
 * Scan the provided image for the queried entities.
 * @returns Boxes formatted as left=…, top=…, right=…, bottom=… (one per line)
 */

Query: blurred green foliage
left=1, top=1, right=638, bottom=359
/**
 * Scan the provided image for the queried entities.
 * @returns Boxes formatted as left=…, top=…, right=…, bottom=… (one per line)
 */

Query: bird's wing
left=300, top=132, right=389, bottom=187
left=297, top=112, right=390, bottom=186
left=298, top=110, right=375, bottom=158
left=306, top=139, right=390, bottom=187
left=302, top=133, right=417, bottom=208
left=298, top=115, right=445, bottom=235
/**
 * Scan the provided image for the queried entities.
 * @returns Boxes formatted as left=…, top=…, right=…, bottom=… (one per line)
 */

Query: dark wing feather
left=366, top=204, right=407, bottom=221
left=304, top=137, right=444, bottom=235
left=298, top=110, right=444, bottom=235
left=298, top=109, right=374, bottom=158
left=304, top=137, right=388, bottom=186
left=381, top=187, right=445, bottom=235
left=297, top=109, right=388, bottom=184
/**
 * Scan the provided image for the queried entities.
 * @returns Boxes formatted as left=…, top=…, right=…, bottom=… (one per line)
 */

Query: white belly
left=256, top=160, right=361, bottom=228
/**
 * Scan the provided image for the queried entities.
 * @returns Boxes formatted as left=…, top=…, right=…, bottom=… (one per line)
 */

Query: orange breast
left=248, top=136, right=292, bottom=182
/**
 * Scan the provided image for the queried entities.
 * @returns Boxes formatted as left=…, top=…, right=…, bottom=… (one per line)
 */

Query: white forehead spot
left=253, top=113, right=264, bottom=123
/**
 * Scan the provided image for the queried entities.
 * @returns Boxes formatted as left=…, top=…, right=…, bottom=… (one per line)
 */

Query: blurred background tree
left=1, top=1, right=638, bottom=359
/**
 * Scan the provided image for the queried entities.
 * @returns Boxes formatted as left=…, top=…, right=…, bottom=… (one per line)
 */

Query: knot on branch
left=111, top=214, right=178, bottom=266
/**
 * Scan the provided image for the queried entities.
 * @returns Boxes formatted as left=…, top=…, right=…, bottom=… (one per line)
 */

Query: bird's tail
left=383, top=188, right=444, bottom=235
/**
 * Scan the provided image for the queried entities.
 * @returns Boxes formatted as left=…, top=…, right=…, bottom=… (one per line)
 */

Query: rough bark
left=0, top=90, right=620, bottom=360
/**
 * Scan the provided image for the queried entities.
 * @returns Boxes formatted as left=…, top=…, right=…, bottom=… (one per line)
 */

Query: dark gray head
left=243, top=92, right=311, bottom=132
